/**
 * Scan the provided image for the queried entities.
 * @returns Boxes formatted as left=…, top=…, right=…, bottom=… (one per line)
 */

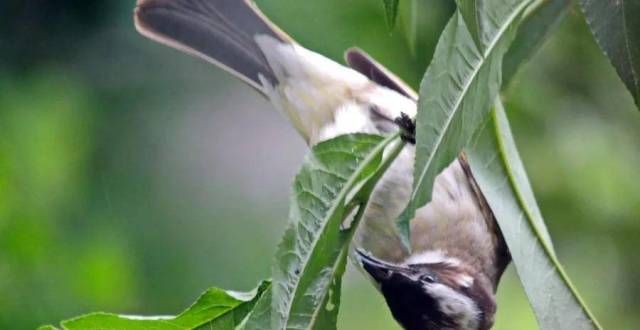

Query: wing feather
left=344, top=48, right=418, bottom=101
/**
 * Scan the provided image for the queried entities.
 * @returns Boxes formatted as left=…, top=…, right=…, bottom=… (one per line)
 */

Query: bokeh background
left=1, top=1, right=639, bottom=329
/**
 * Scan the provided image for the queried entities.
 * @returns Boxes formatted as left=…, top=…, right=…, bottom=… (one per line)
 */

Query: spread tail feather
left=134, top=0, right=292, bottom=94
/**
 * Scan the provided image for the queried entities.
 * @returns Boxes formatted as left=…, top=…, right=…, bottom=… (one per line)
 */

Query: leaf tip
left=382, top=0, right=399, bottom=29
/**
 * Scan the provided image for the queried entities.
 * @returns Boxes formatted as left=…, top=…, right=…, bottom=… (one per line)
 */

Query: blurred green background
left=1, top=1, right=639, bottom=329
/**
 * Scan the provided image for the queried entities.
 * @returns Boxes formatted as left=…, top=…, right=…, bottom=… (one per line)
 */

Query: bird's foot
left=394, top=112, right=416, bottom=144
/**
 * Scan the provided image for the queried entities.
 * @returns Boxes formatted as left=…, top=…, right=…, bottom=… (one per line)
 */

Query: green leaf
left=466, top=100, right=601, bottom=329
left=270, top=133, right=404, bottom=330
left=455, top=0, right=484, bottom=51
left=503, top=0, right=569, bottom=86
left=456, top=0, right=560, bottom=57
left=42, top=281, right=271, bottom=330
left=580, top=0, right=640, bottom=108
left=382, top=0, right=399, bottom=28
left=399, top=1, right=532, bottom=240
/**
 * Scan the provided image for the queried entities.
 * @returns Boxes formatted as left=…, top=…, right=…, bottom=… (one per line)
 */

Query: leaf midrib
left=304, top=241, right=349, bottom=328
left=303, top=137, right=405, bottom=329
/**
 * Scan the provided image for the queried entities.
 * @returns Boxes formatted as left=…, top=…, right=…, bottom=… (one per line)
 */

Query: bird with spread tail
left=134, top=1, right=510, bottom=329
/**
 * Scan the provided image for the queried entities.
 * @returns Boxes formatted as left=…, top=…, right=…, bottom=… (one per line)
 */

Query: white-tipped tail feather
left=134, top=0, right=291, bottom=94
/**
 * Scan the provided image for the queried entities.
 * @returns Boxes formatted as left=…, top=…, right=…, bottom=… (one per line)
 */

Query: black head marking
left=379, top=271, right=456, bottom=330
left=357, top=250, right=459, bottom=330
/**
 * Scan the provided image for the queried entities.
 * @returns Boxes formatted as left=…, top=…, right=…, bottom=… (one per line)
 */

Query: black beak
left=356, top=249, right=408, bottom=282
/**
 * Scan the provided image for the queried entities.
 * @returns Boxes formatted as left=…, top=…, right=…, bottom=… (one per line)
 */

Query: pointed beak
left=356, top=249, right=408, bottom=282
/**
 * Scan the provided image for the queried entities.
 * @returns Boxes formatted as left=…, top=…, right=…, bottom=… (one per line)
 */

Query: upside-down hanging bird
left=134, top=1, right=510, bottom=329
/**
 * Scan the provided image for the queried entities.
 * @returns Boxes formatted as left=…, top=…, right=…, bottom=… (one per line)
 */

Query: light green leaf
left=42, top=281, right=271, bottom=330
left=503, top=0, right=569, bottom=85
left=466, top=100, right=601, bottom=329
left=382, top=0, right=399, bottom=28
left=399, top=1, right=532, bottom=240
left=579, top=0, right=640, bottom=108
left=270, top=133, right=404, bottom=330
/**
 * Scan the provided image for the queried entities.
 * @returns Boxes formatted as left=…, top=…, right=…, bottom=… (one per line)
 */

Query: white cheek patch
left=425, top=283, right=480, bottom=330
left=404, top=250, right=461, bottom=268
left=456, top=274, right=475, bottom=288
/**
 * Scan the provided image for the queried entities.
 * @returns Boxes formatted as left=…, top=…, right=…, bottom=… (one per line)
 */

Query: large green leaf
left=580, top=0, right=640, bottom=108
left=466, top=100, right=601, bottom=329
left=503, top=0, right=569, bottom=85
left=41, top=281, right=271, bottom=330
left=270, top=133, right=404, bottom=330
left=399, top=1, right=532, bottom=240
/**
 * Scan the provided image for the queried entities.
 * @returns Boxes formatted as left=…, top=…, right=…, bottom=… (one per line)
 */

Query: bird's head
left=356, top=249, right=496, bottom=330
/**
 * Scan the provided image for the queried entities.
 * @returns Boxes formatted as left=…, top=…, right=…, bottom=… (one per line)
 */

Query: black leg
left=394, top=112, right=416, bottom=144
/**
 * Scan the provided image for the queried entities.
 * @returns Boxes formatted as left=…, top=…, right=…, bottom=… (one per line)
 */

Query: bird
left=133, top=1, right=511, bottom=329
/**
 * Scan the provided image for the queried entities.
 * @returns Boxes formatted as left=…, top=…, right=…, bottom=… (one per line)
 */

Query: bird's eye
left=420, top=274, right=437, bottom=283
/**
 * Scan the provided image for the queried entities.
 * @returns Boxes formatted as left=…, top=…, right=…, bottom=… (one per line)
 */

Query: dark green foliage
left=0, top=0, right=113, bottom=70
left=580, top=0, right=640, bottom=108
left=503, top=0, right=569, bottom=85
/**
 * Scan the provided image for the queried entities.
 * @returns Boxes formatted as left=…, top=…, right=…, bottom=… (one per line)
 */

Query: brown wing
left=458, top=153, right=511, bottom=287
left=344, top=48, right=418, bottom=101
